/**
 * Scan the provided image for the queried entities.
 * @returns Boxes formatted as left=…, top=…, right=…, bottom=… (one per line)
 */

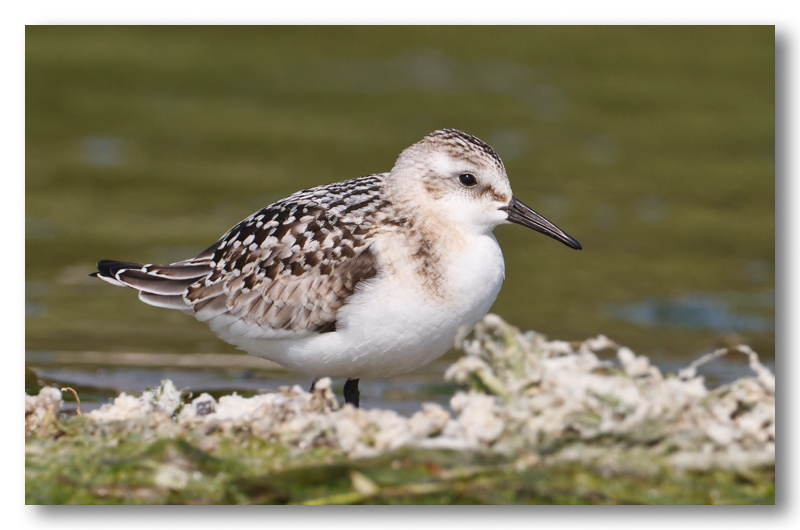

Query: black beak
left=502, top=196, right=582, bottom=250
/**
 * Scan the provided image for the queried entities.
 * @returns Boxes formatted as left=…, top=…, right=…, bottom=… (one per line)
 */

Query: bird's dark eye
left=458, top=173, right=477, bottom=187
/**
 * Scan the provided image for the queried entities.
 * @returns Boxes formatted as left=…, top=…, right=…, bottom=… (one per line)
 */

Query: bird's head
left=391, top=129, right=581, bottom=250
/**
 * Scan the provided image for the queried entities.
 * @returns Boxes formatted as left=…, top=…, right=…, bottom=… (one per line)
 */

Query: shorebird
left=92, top=129, right=581, bottom=407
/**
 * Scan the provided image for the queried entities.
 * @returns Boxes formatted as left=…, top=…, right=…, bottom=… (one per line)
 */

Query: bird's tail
left=91, top=257, right=212, bottom=310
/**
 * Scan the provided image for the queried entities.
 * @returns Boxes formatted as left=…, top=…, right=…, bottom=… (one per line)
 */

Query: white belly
left=214, top=234, right=505, bottom=379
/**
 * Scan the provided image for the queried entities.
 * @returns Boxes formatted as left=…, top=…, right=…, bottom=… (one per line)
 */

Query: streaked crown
left=389, top=129, right=513, bottom=234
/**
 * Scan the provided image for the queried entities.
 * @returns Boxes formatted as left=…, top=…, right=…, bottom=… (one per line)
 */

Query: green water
left=25, top=26, right=774, bottom=400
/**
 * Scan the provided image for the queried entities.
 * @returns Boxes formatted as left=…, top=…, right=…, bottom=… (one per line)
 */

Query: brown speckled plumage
left=188, top=174, right=392, bottom=333
left=99, top=174, right=402, bottom=334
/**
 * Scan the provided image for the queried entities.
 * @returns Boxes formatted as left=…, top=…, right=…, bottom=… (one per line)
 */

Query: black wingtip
left=95, top=259, right=145, bottom=278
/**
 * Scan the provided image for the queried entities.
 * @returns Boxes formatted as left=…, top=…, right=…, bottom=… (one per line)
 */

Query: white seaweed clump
left=443, top=314, right=775, bottom=470
left=175, top=378, right=450, bottom=459
left=25, top=315, right=774, bottom=471
left=25, top=386, right=63, bottom=438
left=88, top=380, right=183, bottom=422
left=55, top=377, right=449, bottom=460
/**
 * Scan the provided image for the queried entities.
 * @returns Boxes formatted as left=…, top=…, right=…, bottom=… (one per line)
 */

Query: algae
left=25, top=315, right=775, bottom=504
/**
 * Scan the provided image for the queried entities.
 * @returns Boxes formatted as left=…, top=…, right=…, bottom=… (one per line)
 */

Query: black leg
left=309, top=377, right=320, bottom=392
left=343, top=378, right=360, bottom=408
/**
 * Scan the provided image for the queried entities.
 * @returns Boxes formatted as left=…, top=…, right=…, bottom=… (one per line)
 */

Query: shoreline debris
left=26, top=314, right=774, bottom=472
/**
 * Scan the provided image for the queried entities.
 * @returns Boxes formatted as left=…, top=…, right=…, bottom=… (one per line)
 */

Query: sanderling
left=92, top=129, right=581, bottom=407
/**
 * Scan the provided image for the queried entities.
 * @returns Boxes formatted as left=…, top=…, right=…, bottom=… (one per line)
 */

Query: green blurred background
left=25, top=26, right=774, bottom=408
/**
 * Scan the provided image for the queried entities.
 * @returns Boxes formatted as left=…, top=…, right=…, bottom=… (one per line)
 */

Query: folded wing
left=92, top=177, right=388, bottom=340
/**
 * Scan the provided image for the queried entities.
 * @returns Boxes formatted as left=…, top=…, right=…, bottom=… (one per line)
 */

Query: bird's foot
left=343, top=378, right=360, bottom=408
